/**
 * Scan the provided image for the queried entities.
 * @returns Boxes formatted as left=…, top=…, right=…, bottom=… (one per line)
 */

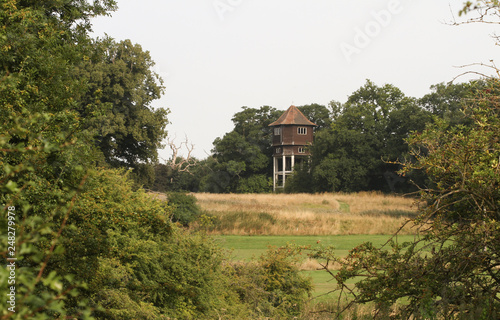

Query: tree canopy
left=313, top=77, right=500, bottom=319
left=284, top=80, right=432, bottom=193
left=80, top=38, right=169, bottom=171
left=205, top=106, right=282, bottom=193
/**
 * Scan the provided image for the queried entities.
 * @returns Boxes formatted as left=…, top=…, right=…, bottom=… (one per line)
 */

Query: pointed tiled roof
left=269, top=105, right=316, bottom=127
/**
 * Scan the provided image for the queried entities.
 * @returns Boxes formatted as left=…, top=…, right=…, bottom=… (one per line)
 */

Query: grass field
left=195, top=192, right=420, bottom=235
left=216, top=234, right=419, bottom=300
left=215, top=234, right=417, bottom=261
left=193, top=192, right=422, bottom=303
left=152, top=191, right=422, bottom=305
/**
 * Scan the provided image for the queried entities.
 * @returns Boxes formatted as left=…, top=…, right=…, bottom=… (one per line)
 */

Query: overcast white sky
left=90, top=0, right=498, bottom=160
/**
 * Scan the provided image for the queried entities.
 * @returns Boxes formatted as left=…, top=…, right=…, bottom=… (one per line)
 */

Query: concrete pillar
left=282, top=155, right=286, bottom=189
left=273, top=157, right=276, bottom=191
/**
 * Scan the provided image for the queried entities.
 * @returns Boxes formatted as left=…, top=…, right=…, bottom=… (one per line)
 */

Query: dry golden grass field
left=194, top=192, right=420, bottom=236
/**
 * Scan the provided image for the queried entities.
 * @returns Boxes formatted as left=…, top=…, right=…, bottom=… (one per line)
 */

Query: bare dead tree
left=164, top=135, right=198, bottom=175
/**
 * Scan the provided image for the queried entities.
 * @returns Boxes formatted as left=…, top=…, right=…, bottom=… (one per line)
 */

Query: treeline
left=0, top=1, right=312, bottom=319
left=153, top=80, right=479, bottom=194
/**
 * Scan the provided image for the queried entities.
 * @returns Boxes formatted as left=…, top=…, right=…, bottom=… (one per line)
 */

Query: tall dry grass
left=194, top=192, right=420, bottom=236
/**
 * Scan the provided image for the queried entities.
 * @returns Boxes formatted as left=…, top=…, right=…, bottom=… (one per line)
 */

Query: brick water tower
left=269, top=105, right=316, bottom=191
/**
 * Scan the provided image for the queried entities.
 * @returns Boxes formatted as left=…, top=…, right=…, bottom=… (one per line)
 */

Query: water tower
left=269, top=105, right=316, bottom=191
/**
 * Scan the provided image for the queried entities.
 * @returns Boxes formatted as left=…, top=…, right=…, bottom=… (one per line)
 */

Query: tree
left=207, top=106, right=281, bottom=193
left=1, top=1, right=117, bottom=318
left=79, top=37, right=169, bottom=185
left=230, top=105, right=282, bottom=153
left=306, top=80, right=430, bottom=193
left=165, top=136, right=197, bottom=174
left=150, top=136, right=200, bottom=192
left=297, top=103, right=332, bottom=131
left=311, top=77, right=500, bottom=318
left=418, top=81, right=478, bottom=126
left=152, top=160, right=203, bottom=192
left=211, top=131, right=269, bottom=193
left=166, top=192, right=202, bottom=226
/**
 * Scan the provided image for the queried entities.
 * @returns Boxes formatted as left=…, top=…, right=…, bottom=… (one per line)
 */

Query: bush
left=47, top=170, right=250, bottom=319
left=229, top=244, right=313, bottom=318
left=92, top=228, right=250, bottom=320
left=285, top=165, right=314, bottom=193
left=167, top=192, right=202, bottom=226
left=236, top=174, right=273, bottom=193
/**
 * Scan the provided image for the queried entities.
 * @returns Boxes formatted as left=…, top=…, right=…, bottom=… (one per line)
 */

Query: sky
left=90, top=0, right=498, bottom=160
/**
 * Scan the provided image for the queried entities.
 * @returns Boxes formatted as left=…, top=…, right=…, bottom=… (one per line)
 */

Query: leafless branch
left=164, top=135, right=198, bottom=174
left=451, top=61, right=500, bottom=83
left=448, top=2, right=500, bottom=26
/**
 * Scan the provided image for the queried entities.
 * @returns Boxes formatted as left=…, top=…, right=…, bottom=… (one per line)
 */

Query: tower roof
left=269, top=105, right=316, bottom=127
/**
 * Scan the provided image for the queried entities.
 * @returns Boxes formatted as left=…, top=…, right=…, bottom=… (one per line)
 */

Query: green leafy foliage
left=90, top=228, right=246, bottom=319
left=152, top=161, right=202, bottom=192
left=167, top=192, right=201, bottom=226
left=77, top=37, right=169, bottom=186
left=314, top=79, right=500, bottom=319
left=288, top=80, right=431, bottom=193
left=236, top=174, right=272, bottom=193
left=206, top=106, right=281, bottom=193
left=259, top=245, right=313, bottom=316
left=418, top=82, right=478, bottom=126
left=229, top=244, right=313, bottom=318
left=297, top=103, right=333, bottom=131
left=0, top=1, right=117, bottom=316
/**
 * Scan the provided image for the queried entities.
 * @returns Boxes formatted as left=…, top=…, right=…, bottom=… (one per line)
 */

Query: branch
left=449, top=61, right=500, bottom=85
left=165, top=135, right=198, bottom=174
left=449, top=2, right=500, bottom=26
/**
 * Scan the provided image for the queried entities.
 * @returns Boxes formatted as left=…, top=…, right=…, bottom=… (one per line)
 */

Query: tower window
left=276, top=147, right=281, bottom=154
left=274, top=127, right=281, bottom=135
left=298, top=147, right=305, bottom=153
left=297, top=127, right=307, bottom=135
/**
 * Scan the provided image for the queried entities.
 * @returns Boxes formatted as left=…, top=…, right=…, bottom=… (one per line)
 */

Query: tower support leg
left=282, top=155, right=286, bottom=190
left=273, top=157, right=276, bottom=192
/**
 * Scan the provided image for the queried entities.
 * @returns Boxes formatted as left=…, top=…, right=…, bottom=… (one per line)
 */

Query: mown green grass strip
left=216, top=234, right=418, bottom=261
left=217, top=234, right=421, bottom=302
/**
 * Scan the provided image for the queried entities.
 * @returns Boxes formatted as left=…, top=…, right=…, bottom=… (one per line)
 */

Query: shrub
left=236, top=174, right=273, bottom=193
left=167, top=192, right=202, bottom=226
left=92, top=228, right=250, bottom=320
left=49, top=170, right=249, bottom=319
left=229, top=244, right=313, bottom=318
